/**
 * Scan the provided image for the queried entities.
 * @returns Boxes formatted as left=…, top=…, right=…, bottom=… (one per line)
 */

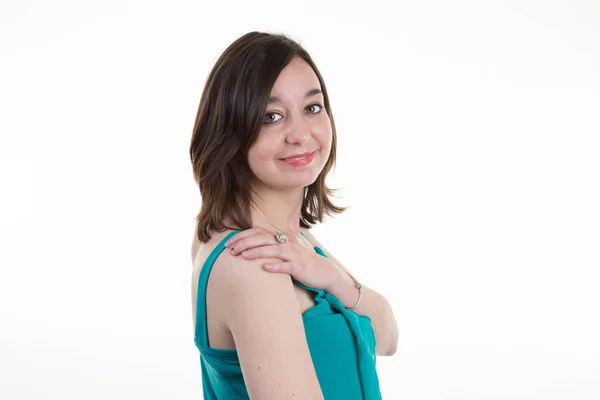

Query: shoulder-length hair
left=190, top=31, right=347, bottom=243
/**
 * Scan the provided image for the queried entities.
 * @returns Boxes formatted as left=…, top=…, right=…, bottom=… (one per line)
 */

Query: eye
left=263, top=104, right=325, bottom=125
left=306, top=104, right=323, bottom=114
left=263, top=112, right=282, bottom=124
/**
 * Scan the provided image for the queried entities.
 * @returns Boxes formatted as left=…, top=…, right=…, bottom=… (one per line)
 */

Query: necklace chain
left=250, top=200, right=311, bottom=249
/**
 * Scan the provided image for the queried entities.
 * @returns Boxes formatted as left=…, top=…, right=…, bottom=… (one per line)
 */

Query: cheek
left=318, top=117, right=332, bottom=141
left=317, top=125, right=333, bottom=154
left=247, top=141, right=276, bottom=171
left=247, top=147, right=261, bottom=171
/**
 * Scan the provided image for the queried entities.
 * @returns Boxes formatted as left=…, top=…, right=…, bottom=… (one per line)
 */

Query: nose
left=285, top=114, right=310, bottom=145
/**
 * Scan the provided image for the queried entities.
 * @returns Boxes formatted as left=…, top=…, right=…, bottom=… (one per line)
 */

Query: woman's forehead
left=269, top=59, right=321, bottom=98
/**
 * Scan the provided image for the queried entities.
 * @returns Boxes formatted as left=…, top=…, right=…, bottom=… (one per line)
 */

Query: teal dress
left=194, top=230, right=382, bottom=399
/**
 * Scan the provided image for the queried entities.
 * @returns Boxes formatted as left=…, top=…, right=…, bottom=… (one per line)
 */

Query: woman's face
left=247, top=56, right=332, bottom=192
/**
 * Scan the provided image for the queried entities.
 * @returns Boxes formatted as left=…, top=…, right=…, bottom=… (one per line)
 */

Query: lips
left=279, top=151, right=316, bottom=160
left=278, top=150, right=316, bottom=167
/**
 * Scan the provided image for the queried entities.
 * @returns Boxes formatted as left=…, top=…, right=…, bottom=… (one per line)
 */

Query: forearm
left=326, top=262, right=399, bottom=356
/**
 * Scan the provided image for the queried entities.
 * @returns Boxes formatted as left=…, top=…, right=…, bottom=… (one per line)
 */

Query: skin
left=225, top=226, right=342, bottom=292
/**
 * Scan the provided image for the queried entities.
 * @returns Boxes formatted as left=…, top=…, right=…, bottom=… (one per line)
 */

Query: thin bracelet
left=344, top=271, right=363, bottom=311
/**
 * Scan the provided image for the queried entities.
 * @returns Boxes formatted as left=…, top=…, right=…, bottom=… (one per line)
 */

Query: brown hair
left=189, top=31, right=347, bottom=243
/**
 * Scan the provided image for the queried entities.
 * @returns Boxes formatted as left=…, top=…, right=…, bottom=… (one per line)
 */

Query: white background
left=1, top=0, right=599, bottom=399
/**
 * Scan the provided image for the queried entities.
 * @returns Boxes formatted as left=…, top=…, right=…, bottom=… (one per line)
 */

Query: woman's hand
left=224, top=227, right=341, bottom=292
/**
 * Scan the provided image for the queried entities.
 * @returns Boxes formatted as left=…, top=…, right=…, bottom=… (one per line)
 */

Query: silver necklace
left=250, top=201, right=311, bottom=249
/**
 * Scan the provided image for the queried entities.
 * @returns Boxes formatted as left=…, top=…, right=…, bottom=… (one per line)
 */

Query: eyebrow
left=267, top=88, right=323, bottom=104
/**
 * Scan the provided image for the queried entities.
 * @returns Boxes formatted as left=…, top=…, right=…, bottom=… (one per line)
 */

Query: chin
left=276, top=173, right=320, bottom=190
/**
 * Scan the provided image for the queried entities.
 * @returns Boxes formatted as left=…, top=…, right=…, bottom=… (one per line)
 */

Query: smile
left=278, top=150, right=316, bottom=166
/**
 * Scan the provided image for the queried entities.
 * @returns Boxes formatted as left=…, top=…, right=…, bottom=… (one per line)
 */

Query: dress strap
left=299, top=231, right=312, bottom=247
left=194, top=230, right=240, bottom=347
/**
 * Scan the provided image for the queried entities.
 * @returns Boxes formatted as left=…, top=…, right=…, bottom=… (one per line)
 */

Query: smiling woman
left=189, top=31, right=395, bottom=400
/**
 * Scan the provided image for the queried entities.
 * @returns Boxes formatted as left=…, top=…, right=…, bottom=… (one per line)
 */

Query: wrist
left=323, top=258, right=346, bottom=292
left=325, top=261, right=362, bottom=310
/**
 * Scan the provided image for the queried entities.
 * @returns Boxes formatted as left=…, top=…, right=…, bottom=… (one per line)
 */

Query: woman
left=189, top=31, right=398, bottom=399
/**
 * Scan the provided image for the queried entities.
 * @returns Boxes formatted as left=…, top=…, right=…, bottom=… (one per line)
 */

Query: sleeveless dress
left=194, top=230, right=382, bottom=399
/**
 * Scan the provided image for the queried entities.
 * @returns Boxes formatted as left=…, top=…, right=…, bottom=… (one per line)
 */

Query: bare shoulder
left=216, top=249, right=324, bottom=399
left=191, top=228, right=234, bottom=268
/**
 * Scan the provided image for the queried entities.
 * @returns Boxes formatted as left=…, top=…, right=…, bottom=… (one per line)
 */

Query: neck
left=249, top=185, right=306, bottom=239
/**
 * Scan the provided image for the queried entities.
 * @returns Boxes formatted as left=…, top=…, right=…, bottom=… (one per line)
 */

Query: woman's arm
left=302, top=229, right=399, bottom=356
left=217, top=250, right=325, bottom=399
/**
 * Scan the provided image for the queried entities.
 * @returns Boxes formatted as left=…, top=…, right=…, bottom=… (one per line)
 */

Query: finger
left=225, top=227, right=270, bottom=248
left=264, top=262, right=296, bottom=275
left=230, top=231, right=280, bottom=255
left=240, top=243, right=288, bottom=260
left=224, top=227, right=261, bottom=247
